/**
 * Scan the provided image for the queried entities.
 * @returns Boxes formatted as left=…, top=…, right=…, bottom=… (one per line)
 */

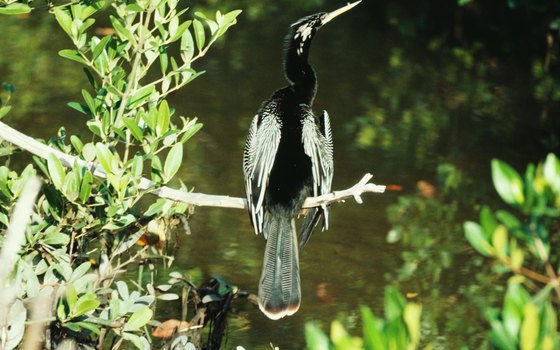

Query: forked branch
left=0, top=121, right=385, bottom=210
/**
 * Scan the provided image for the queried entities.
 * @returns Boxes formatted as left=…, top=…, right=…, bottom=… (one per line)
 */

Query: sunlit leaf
left=164, top=143, right=182, bottom=181
left=543, top=153, right=560, bottom=194
left=110, top=15, right=135, bottom=43
left=47, top=153, right=66, bottom=190
left=360, top=306, right=386, bottom=349
left=0, top=106, right=12, bottom=119
left=492, top=225, right=508, bottom=260
left=79, top=170, right=93, bottom=203
left=74, top=297, right=100, bottom=317
left=70, top=135, right=84, bottom=154
left=92, top=34, right=111, bottom=61
left=59, top=49, right=87, bottom=65
left=180, top=29, right=194, bottom=64
left=70, top=262, right=92, bottom=282
left=180, top=121, right=203, bottom=143
left=305, top=323, right=330, bottom=350
left=157, top=100, right=171, bottom=136
left=66, top=284, right=78, bottom=308
left=53, top=7, right=73, bottom=36
left=404, top=303, right=422, bottom=347
left=95, top=143, right=114, bottom=175
left=122, top=117, right=144, bottom=142
left=193, top=19, right=205, bottom=52
left=116, top=280, right=129, bottom=299
left=464, top=221, right=494, bottom=257
left=520, top=304, right=539, bottom=350
left=492, top=159, right=525, bottom=206
left=170, top=20, right=192, bottom=43
left=157, top=293, right=179, bottom=301
left=44, top=229, right=70, bottom=246
left=75, top=321, right=101, bottom=335
left=126, top=306, right=153, bottom=329
left=0, top=3, right=31, bottom=15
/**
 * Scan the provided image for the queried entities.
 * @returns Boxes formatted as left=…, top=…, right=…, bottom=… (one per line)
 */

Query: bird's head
left=288, top=1, right=362, bottom=56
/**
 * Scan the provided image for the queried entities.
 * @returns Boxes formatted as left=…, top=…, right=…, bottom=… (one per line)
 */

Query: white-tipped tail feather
left=258, top=215, right=301, bottom=320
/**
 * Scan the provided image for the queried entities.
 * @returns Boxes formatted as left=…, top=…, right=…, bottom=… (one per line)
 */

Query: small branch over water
left=0, top=121, right=385, bottom=210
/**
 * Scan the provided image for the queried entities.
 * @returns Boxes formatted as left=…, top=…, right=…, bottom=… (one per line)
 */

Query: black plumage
left=243, top=1, right=361, bottom=320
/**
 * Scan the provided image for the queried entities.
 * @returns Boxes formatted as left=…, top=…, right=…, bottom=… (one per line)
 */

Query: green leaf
left=70, top=135, right=84, bottom=153
left=80, top=1, right=104, bottom=20
left=479, top=205, right=497, bottom=239
left=157, top=100, right=170, bottom=136
left=490, top=319, right=517, bottom=350
left=170, top=20, right=192, bottom=43
left=144, top=199, right=167, bottom=216
left=131, top=153, right=143, bottom=179
left=543, top=153, right=560, bottom=193
left=492, top=159, right=525, bottom=206
left=82, top=143, right=96, bottom=162
left=404, top=303, right=422, bottom=347
left=159, top=46, right=168, bottom=74
left=52, top=8, right=71, bottom=36
left=70, top=262, right=92, bottom=282
left=79, top=170, right=93, bottom=203
left=126, top=306, right=153, bottom=329
left=492, top=225, right=508, bottom=259
left=110, top=15, right=135, bottom=43
left=180, top=29, right=194, bottom=64
left=0, top=3, right=31, bottom=15
left=116, top=280, right=129, bottom=299
left=75, top=321, right=101, bottom=335
left=122, top=117, right=144, bottom=142
left=305, top=323, right=330, bottom=350
left=59, top=49, right=87, bottom=65
left=360, top=306, right=386, bottom=349
left=384, top=286, right=406, bottom=322
left=151, top=155, right=163, bottom=182
left=63, top=171, right=80, bottom=201
left=66, top=284, right=78, bottom=308
left=47, top=153, right=66, bottom=190
left=0, top=106, right=12, bottom=119
left=74, top=297, right=100, bottom=317
left=164, top=143, right=183, bottom=181
left=180, top=121, right=202, bottom=143
left=216, top=9, right=242, bottom=37
left=129, top=85, right=156, bottom=108
left=92, top=35, right=111, bottom=61
left=95, top=143, right=114, bottom=175
left=44, top=230, right=70, bottom=246
left=193, top=19, right=205, bottom=52
left=520, top=304, right=539, bottom=350
left=464, top=221, right=495, bottom=257
left=121, top=332, right=145, bottom=349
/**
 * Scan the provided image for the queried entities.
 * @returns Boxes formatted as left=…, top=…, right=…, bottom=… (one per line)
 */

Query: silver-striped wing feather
left=301, top=109, right=334, bottom=230
left=243, top=112, right=282, bottom=236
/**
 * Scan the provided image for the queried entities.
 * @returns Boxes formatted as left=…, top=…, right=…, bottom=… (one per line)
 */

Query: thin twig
left=0, top=120, right=385, bottom=210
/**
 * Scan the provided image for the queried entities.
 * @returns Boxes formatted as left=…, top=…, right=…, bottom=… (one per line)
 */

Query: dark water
left=0, top=1, right=555, bottom=349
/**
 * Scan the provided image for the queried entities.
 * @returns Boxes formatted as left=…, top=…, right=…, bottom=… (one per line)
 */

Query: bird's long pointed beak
left=322, top=1, right=362, bottom=24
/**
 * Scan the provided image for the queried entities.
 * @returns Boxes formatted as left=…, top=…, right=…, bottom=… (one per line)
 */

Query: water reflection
left=0, top=1, right=555, bottom=348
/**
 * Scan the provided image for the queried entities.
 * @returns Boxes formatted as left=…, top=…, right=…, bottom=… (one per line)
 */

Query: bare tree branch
left=0, top=121, right=385, bottom=210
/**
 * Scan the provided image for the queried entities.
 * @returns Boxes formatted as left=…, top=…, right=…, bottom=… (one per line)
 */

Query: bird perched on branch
left=243, top=1, right=361, bottom=320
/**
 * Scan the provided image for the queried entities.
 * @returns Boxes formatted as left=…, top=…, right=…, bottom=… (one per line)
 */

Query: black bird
left=243, top=1, right=361, bottom=320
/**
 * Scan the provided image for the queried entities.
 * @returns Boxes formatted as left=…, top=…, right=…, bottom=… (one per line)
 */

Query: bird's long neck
left=283, top=29, right=318, bottom=106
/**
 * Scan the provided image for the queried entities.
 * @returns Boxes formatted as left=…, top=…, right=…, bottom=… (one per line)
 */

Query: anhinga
left=243, top=1, right=361, bottom=320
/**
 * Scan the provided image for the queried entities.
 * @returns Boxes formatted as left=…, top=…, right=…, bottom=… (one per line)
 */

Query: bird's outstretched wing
left=300, top=108, right=333, bottom=246
left=243, top=110, right=282, bottom=236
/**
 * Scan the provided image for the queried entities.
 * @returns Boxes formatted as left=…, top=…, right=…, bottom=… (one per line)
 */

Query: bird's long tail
left=258, top=214, right=301, bottom=320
